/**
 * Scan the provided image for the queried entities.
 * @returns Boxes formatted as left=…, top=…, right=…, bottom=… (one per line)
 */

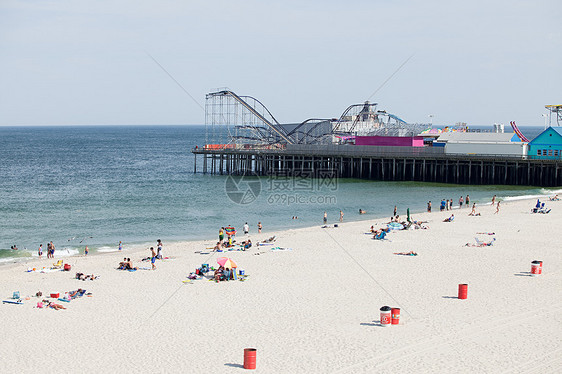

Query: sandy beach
left=1, top=198, right=561, bottom=373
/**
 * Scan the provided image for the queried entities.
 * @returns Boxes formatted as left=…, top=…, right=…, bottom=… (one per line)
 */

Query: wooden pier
left=192, top=145, right=561, bottom=187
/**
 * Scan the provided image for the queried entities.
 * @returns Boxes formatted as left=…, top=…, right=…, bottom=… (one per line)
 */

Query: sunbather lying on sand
left=260, top=236, right=276, bottom=244
left=44, top=300, right=66, bottom=310
left=67, top=289, right=86, bottom=298
left=443, top=214, right=454, bottom=222
left=394, top=251, right=418, bottom=256
left=465, top=238, right=496, bottom=247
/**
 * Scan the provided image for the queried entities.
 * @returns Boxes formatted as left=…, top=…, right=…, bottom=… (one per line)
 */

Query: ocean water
left=0, top=125, right=558, bottom=262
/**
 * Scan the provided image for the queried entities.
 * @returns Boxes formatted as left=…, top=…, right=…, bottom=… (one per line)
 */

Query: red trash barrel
left=243, top=348, right=257, bottom=370
left=380, top=306, right=391, bottom=326
left=458, top=284, right=468, bottom=299
left=531, top=261, right=541, bottom=276
left=391, top=308, right=400, bottom=325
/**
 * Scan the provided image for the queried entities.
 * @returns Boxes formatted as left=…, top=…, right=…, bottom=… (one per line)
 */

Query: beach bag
left=64, top=264, right=71, bottom=271
left=13, top=291, right=20, bottom=299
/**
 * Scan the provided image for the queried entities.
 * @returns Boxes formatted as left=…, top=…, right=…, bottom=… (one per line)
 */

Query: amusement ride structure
left=545, top=105, right=562, bottom=126
left=204, top=89, right=429, bottom=148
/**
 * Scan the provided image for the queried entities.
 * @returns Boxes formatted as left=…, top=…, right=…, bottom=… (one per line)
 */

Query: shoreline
left=0, top=193, right=550, bottom=271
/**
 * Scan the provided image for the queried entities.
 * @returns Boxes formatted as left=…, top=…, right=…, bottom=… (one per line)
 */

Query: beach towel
left=270, top=247, right=292, bottom=251
left=3, top=300, right=23, bottom=304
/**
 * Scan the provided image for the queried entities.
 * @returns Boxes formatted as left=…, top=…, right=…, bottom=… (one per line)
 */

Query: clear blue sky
left=1, top=0, right=560, bottom=126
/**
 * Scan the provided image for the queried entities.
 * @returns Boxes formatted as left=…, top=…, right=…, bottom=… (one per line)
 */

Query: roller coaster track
left=207, top=90, right=294, bottom=144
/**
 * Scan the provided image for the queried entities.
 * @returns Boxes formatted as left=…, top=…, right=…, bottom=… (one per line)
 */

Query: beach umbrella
left=225, top=227, right=236, bottom=236
left=217, top=257, right=237, bottom=268
left=407, top=208, right=411, bottom=223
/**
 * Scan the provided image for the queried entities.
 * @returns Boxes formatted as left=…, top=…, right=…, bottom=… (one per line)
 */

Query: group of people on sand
left=35, top=288, right=91, bottom=311
left=218, top=226, right=237, bottom=249
left=75, top=272, right=98, bottom=280
left=117, top=258, right=137, bottom=271
left=44, top=241, right=55, bottom=259
left=468, top=203, right=480, bottom=216
left=212, top=238, right=253, bottom=252
left=137, top=239, right=163, bottom=270
left=148, top=240, right=163, bottom=270
left=370, top=226, right=390, bottom=237
left=435, top=195, right=470, bottom=212
left=213, top=265, right=236, bottom=282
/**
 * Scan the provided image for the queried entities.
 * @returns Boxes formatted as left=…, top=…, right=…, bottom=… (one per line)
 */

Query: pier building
left=528, top=127, right=562, bottom=159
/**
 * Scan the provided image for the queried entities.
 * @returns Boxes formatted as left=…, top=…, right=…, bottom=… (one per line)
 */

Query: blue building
left=528, top=127, right=562, bottom=158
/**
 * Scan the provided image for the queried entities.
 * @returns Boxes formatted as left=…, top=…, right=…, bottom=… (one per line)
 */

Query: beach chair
left=52, top=260, right=63, bottom=269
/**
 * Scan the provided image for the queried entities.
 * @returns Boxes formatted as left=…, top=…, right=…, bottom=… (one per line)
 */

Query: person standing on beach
left=427, top=201, right=432, bottom=212
left=450, top=198, right=453, bottom=210
left=393, top=206, right=397, bottom=217
left=466, top=195, right=470, bottom=207
left=257, top=222, right=262, bottom=233
left=446, top=200, right=449, bottom=211
left=339, top=210, right=344, bottom=222
left=50, top=241, right=55, bottom=258
left=119, top=241, right=122, bottom=251
left=156, top=239, right=163, bottom=259
left=46, top=242, right=51, bottom=258
left=84, top=246, right=88, bottom=256
left=491, top=195, right=496, bottom=206
left=243, top=222, right=249, bottom=235
left=219, top=227, right=224, bottom=243
left=495, top=201, right=500, bottom=214
left=323, top=211, right=327, bottom=224
left=459, top=196, right=464, bottom=208
left=38, top=244, right=43, bottom=259
left=150, top=247, right=156, bottom=270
